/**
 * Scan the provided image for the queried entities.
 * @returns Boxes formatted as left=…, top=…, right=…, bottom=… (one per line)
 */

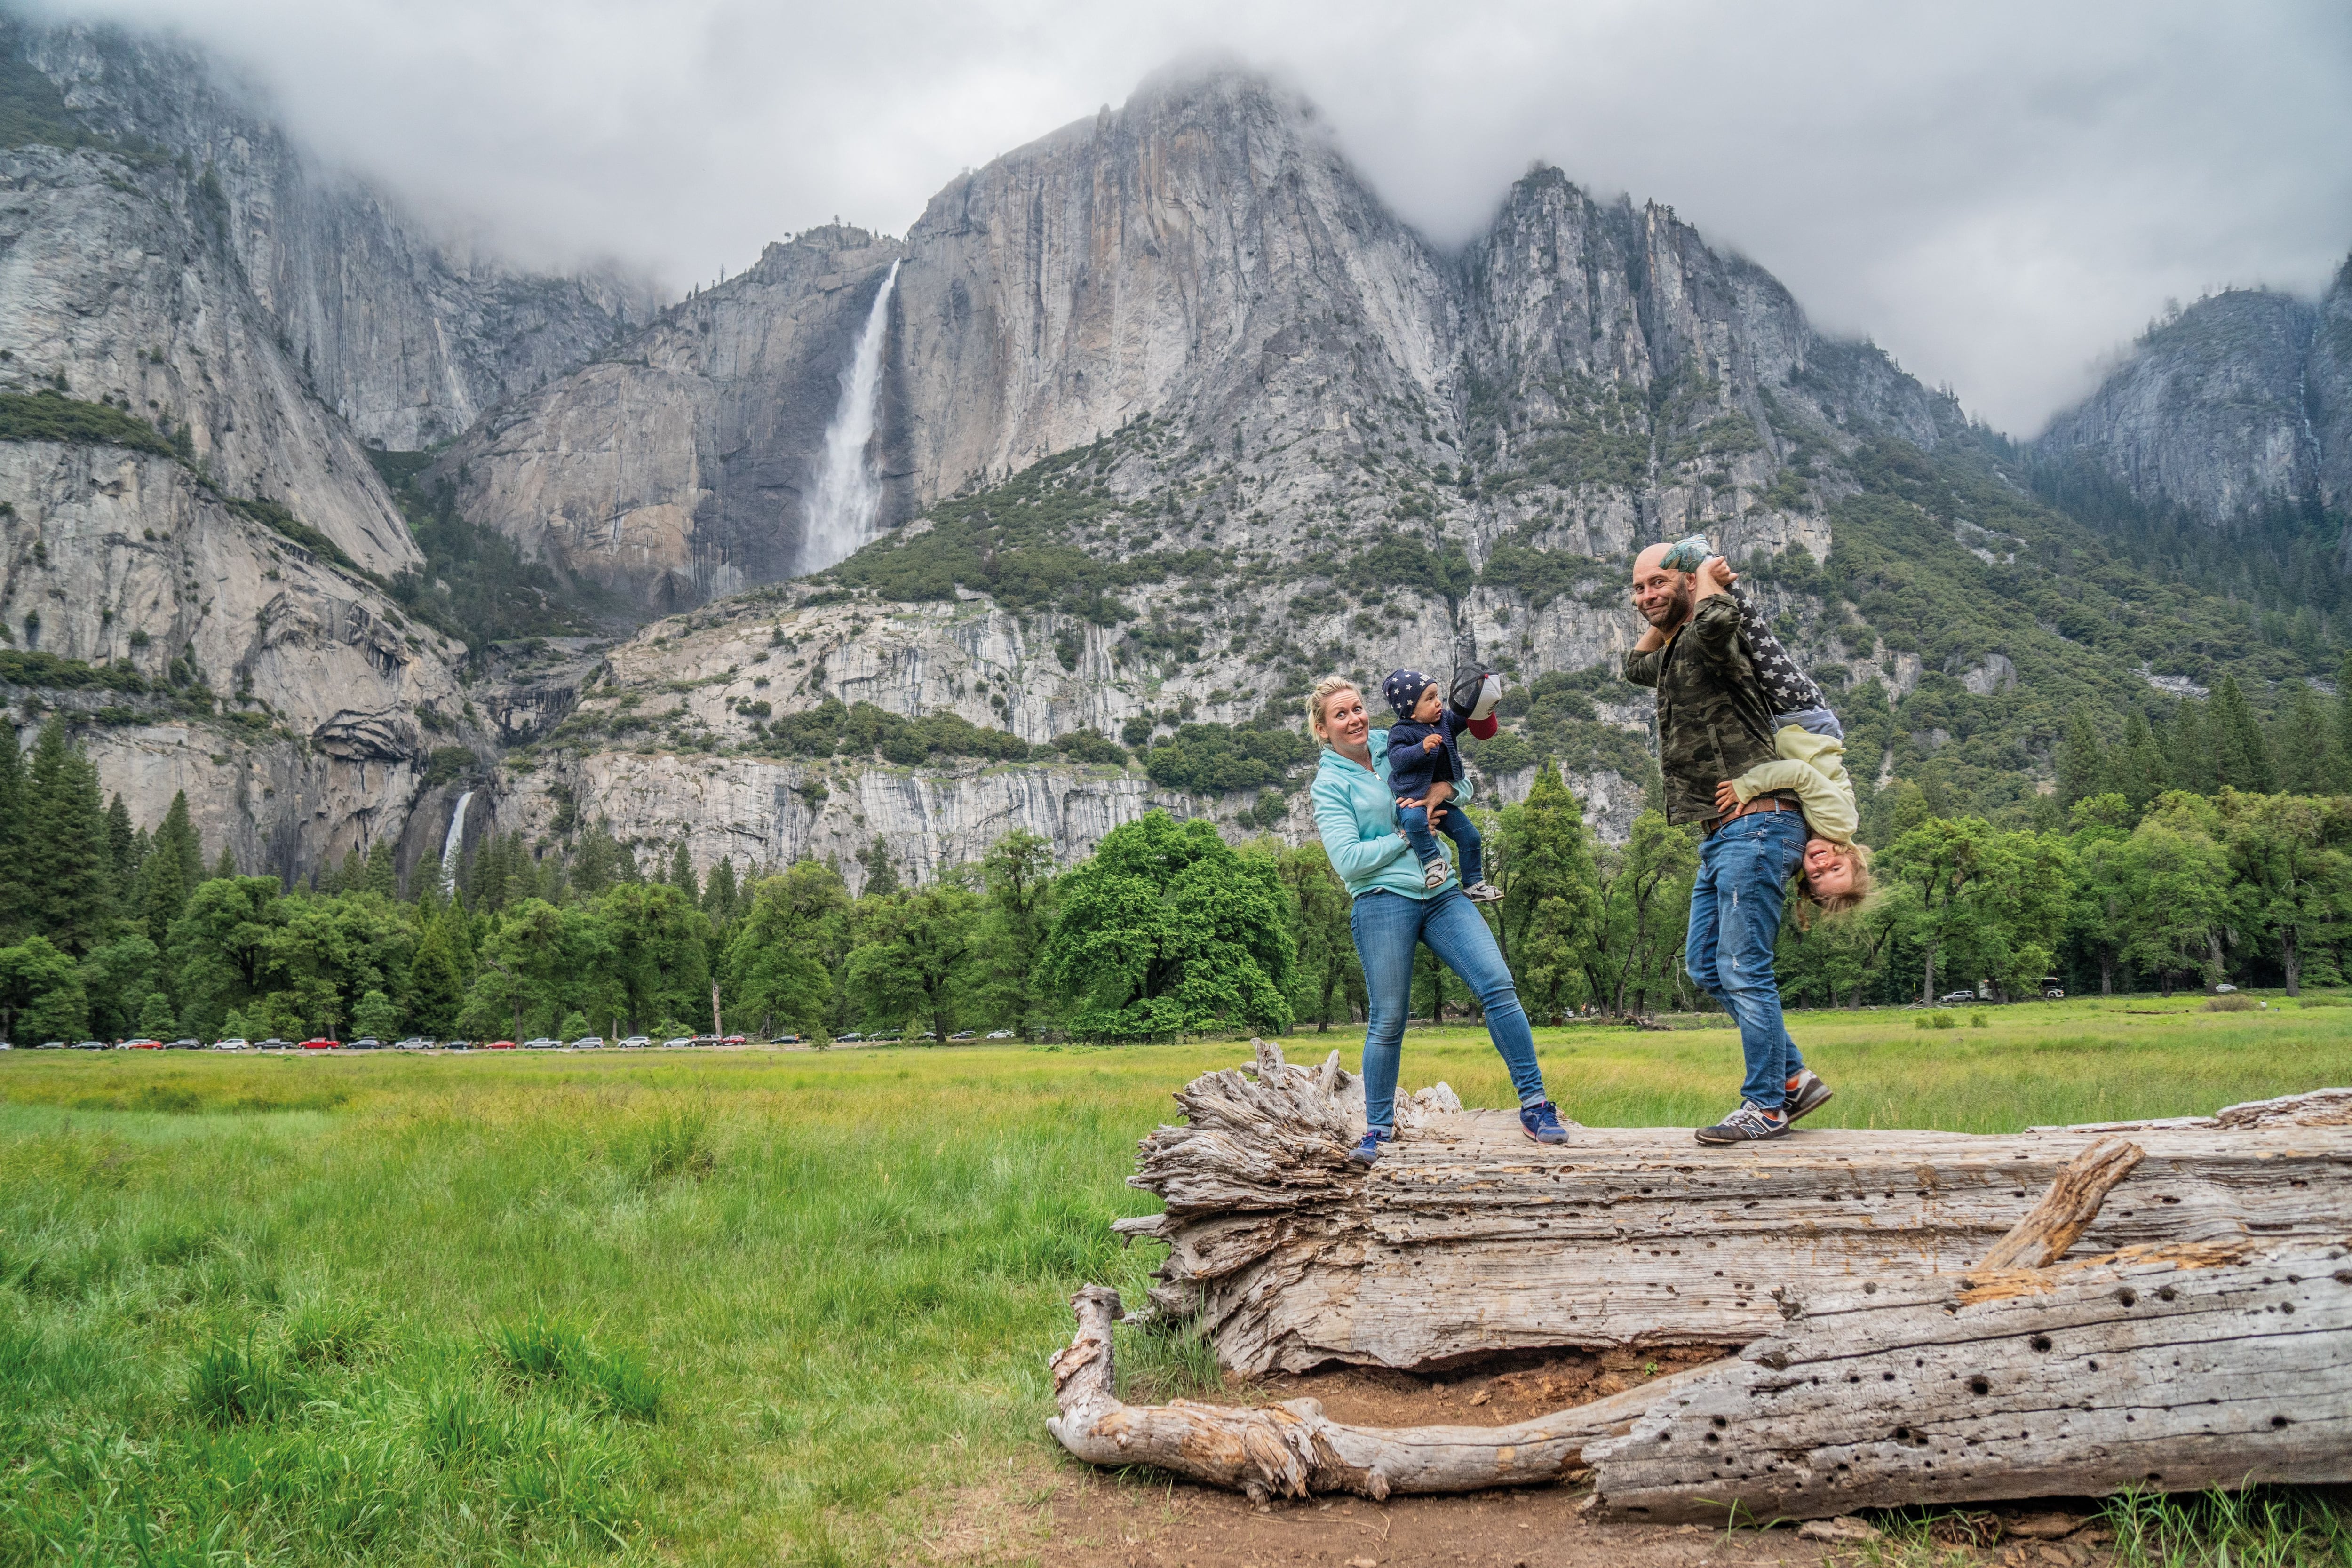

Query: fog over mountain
left=25, top=0, right=2352, bottom=434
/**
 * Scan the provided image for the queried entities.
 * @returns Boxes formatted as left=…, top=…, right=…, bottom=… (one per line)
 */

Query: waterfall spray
left=439, top=790, right=474, bottom=894
left=800, top=259, right=901, bottom=573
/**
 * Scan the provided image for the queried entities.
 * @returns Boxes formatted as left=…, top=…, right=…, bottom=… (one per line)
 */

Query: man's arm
left=1623, top=642, right=1667, bottom=688
left=1686, top=590, right=1748, bottom=672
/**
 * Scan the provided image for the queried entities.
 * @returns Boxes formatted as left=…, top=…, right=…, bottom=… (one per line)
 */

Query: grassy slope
left=1, top=999, right=2347, bottom=1564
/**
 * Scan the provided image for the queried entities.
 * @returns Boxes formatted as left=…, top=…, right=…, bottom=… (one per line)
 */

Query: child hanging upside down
left=1381, top=668, right=1504, bottom=903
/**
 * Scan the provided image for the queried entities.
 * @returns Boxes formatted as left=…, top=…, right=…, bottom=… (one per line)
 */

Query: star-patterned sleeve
left=1731, top=590, right=1827, bottom=714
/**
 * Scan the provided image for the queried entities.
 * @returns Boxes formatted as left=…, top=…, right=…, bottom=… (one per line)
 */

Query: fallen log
left=1976, top=1136, right=2145, bottom=1270
left=1045, top=1283, right=1722, bottom=1499
left=1123, top=1051, right=2352, bottom=1374
left=1582, top=1233, right=2352, bottom=1521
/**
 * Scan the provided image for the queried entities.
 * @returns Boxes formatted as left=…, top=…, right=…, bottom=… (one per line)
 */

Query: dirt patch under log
left=1240, top=1345, right=1738, bottom=1430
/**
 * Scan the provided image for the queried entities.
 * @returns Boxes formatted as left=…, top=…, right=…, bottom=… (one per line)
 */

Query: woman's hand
left=1713, top=780, right=1741, bottom=816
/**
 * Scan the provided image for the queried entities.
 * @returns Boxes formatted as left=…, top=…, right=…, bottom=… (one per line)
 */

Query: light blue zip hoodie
left=1310, top=739, right=1473, bottom=900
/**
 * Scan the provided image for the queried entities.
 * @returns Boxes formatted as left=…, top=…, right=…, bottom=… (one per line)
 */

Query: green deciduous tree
left=1277, top=842, right=1360, bottom=1032
left=1583, top=810, right=1696, bottom=1018
left=1041, top=812, right=1293, bottom=1039
left=846, top=884, right=982, bottom=1040
left=725, top=861, right=849, bottom=1035
left=975, top=829, right=1057, bottom=1036
left=2216, top=790, right=2350, bottom=997
left=0, top=935, right=83, bottom=1041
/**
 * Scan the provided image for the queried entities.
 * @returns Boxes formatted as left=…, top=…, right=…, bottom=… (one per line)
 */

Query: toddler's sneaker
left=1694, top=1101, right=1789, bottom=1145
left=1783, top=1069, right=1833, bottom=1124
left=1422, top=858, right=1449, bottom=890
left=1462, top=880, right=1504, bottom=903
left=1348, top=1127, right=1393, bottom=1166
left=1519, top=1101, right=1570, bottom=1145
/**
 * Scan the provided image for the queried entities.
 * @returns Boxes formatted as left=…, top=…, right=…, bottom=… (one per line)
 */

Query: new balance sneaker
left=1783, top=1069, right=1834, bottom=1124
left=1349, top=1127, right=1394, bottom=1166
left=1421, top=857, right=1450, bottom=890
left=1519, top=1100, right=1570, bottom=1145
left=1462, top=879, right=1504, bottom=904
left=1693, top=1101, right=1790, bottom=1145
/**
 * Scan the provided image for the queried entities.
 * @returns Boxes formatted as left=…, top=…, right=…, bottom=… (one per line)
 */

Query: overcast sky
left=34, top=0, right=2352, bottom=434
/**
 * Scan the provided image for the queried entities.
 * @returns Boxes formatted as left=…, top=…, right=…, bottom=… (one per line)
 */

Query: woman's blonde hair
left=1796, top=840, right=1875, bottom=922
left=1306, top=675, right=1362, bottom=743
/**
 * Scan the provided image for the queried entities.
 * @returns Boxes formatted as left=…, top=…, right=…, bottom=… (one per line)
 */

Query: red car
left=721, top=1034, right=747, bottom=1046
left=300, top=1038, right=340, bottom=1051
left=485, top=1039, right=517, bottom=1050
left=126, top=1038, right=164, bottom=1050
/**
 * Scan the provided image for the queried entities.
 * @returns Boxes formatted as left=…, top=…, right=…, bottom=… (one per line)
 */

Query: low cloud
left=36, top=0, right=2352, bottom=433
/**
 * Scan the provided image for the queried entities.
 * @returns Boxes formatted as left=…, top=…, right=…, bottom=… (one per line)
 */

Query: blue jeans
left=1351, top=886, right=1546, bottom=1132
left=1685, top=812, right=1809, bottom=1111
left=1398, top=802, right=1483, bottom=884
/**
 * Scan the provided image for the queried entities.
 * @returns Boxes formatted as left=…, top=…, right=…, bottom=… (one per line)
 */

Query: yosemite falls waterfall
left=799, top=260, right=900, bottom=573
left=439, top=790, right=474, bottom=893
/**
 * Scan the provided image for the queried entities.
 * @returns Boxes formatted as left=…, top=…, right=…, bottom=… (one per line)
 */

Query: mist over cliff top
left=23, top=0, right=2352, bottom=435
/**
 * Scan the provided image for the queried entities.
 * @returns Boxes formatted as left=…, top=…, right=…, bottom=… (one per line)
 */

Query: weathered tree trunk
left=2283, top=929, right=2301, bottom=996
left=1584, top=1233, right=2352, bottom=1520
left=1974, top=1136, right=2143, bottom=1270
left=1046, top=1284, right=1721, bottom=1500
left=1122, top=1047, right=2352, bottom=1375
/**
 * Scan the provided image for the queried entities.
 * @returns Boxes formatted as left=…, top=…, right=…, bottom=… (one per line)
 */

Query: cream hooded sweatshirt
left=1730, top=725, right=1858, bottom=844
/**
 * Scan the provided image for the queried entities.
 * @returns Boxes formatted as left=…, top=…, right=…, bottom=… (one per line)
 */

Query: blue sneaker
left=1348, top=1128, right=1393, bottom=1166
left=1519, top=1101, right=1570, bottom=1145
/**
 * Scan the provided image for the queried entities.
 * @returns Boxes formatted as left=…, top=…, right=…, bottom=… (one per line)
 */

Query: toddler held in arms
left=1666, top=545, right=1873, bottom=914
left=1382, top=668, right=1504, bottom=903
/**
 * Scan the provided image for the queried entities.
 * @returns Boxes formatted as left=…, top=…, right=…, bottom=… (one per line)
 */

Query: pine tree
left=859, top=836, right=901, bottom=896
left=2055, top=705, right=2104, bottom=808
left=2271, top=682, right=2338, bottom=795
left=2165, top=700, right=2218, bottom=795
left=136, top=836, right=186, bottom=946
left=2209, top=677, right=2276, bottom=792
left=2109, top=710, right=2169, bottom=810
left=0, top=724, right=24, bottom=939
left=363, top=839, right=398, bottom=899
left=159, top=791, right=202, bottom=887
left=669, top=841, right=699, bottom=903
left=105, top=794, right=135, bottom=891
left=1497, top=766, right=1604, bottom=1022
left=406, top=915, right=467, bottom=1037
left=213, top=844, right=237, bottom=880
left=703, top=856, right=739, bottom=928
left=2336, top=652, right=2352, bottom=792
left=24, top=721, right=117, bottom=954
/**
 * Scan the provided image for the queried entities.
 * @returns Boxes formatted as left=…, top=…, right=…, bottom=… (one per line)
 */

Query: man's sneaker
left=1422, top=858, right=1449, bottom=890
left=1784, top=1069, right=1834, bottom=1124
left=1519, top=1101, right=1570, bottom=1145
left=1693, top=1101, right=1790, bottom=1145
left=1462, top=879, right=1504, bottom=903
left=1348, top=1128, right=1393, bottom=1166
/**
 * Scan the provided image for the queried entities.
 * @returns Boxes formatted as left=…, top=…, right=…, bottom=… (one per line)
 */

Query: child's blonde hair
left=1797, top=840, right=1874, bottom=921
left=1306, top=675, right=1361, bottom=743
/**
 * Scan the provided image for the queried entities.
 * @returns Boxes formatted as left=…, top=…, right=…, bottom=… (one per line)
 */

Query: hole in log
left=1863, top=1282, right=1878, bottom=1294
left=2115, top=1288, right=2138, bottom=1306
left=2273, top=1415, right=2290, bottom=1427
left=1969, top=1376, right=1991, bottom=1395
left=2282, top=1301, right=2296, bottom=1313
left=2031, top=1335, right=2054, bottom=1352
left=2157, top=1286, right=2177, bottom=1301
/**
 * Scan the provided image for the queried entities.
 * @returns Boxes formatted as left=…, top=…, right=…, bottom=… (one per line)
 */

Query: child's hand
left=1706, top=557, right=1739, bottom=590
left=1714, top=780, right=1740, bottom=816
left=1421, top=734, right=1443, bottom=752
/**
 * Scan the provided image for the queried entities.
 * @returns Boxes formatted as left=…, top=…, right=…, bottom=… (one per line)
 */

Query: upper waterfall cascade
left=799, top=260, right=901, bottom=574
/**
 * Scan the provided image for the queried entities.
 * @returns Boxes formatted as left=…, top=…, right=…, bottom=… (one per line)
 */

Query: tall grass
left=0, top=997, right=2344, bottom=1563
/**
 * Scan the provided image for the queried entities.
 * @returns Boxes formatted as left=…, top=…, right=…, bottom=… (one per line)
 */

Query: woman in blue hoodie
left=1306, top=675, right=1570, bottom=1164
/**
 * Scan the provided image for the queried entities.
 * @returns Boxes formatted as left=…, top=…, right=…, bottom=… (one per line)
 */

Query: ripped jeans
left=1684, top=810, right=1809, bottom=1111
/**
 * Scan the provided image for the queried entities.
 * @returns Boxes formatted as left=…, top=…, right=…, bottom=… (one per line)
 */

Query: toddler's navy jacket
left=1384, top=711, right=1466, bottom=799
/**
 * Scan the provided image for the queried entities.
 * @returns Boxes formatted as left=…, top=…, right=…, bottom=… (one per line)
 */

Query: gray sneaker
left=1784, top=1069, right=1834, bottom=1124
left=1694, top=1101, right=1789, bottom=1145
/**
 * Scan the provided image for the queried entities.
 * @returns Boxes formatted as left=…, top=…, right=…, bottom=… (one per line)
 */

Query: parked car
left=126, top=1038, right=164, bottom=1050
left=870, top=1031, right=902, bottom=1043
left=484, top=1039, right=516, bottom=1050
left=37, top=1040, right=64, bottom=1049
left=347, top=1037, right=382, bottom=1051
left=569, top=1036, right=604, bottom=1050
left=256, top=1038, right=291, bottom=1051
left=656, top=1035, right=691, bottom=1049
left=300, top=1038, right=340, bottom=1050
left=836, top=1031, right=865, bottom=1043
left=985, top=1029, right=1016, bottom=1040
left=948, top=1030, right=976, bottom=1041
left=444, top=1039, right=475, bottom=1051
left=721, top=1033, right=747, bottom=1046
left=1938, top=990, right=1977, bottom=1004
left=211, top=1037, right=249, bottom=1051
left=167, top=1037, right=203, bottom=1050
left=0, top=1040, right=10, bottom=1050
left=2214, top=982, right=2239, bottom=994
left=619, top=1035, right=652, bottom=1050
left=523, top=1037, right=560, bottom=1050
left=692, top=1034, right=720, bottom=1046
left=394, top=1037, right=434, bottom=1051
left=73, top=1040, right=108, bottom=1050
left=768, top=1034, right=802, bottom=1045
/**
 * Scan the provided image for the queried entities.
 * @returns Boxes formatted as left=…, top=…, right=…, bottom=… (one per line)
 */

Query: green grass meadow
left=0, top=995, right=2347, bottom=1565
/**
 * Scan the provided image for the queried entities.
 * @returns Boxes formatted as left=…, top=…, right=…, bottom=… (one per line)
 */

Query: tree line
left=0, top=702, right=2344, bottom=1045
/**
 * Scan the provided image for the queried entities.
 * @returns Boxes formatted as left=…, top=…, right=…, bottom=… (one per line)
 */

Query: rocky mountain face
left=0, top=17, right=652, bottom=881
left=2034, top=264, right=2352, bottom=534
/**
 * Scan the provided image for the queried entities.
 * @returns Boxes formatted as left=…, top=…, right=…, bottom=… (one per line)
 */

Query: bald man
left=1625, top=538, right=1832, bottom=1144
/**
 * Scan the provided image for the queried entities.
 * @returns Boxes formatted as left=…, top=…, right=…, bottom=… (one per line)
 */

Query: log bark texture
left=1583, top=1235, right=2352, bottom=1521
left=1125, top=1057, right=2352, bottom=1374
left=1046, top=1283, right=1719, bottom=1499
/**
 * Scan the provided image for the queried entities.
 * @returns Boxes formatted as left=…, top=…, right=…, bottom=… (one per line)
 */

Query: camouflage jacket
left=1622, top=593, right=1787, bottom=827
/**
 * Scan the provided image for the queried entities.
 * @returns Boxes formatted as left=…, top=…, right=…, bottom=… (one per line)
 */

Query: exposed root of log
left=1125, top=1055, right=2352, bottom=1374
left=1977, top=1137, right=2145, bottom=1270
left=1046, top=1284, right=1720, bottom=1500
left=1582, top=1234, right=2352, bottom=1521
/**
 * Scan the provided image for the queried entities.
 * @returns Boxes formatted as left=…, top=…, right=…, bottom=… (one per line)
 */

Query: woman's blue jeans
left=1351, top=886, right=1547, bottom=1132
left=1684, top=811, right=1809, bottom=1110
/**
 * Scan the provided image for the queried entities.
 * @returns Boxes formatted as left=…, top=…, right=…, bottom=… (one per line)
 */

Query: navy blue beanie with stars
left=1383, top=669, right=1433, bottom=721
